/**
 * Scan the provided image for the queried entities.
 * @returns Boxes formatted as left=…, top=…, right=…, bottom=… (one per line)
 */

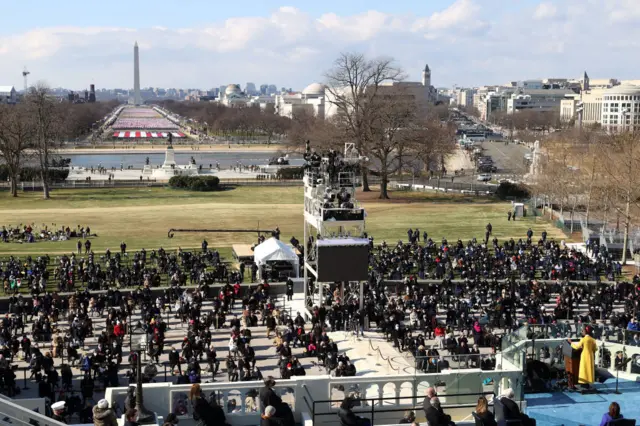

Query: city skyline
left=0, top=0, right=638, bottom=90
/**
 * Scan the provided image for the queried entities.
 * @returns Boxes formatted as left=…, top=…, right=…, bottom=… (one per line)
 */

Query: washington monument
left=132, top=41, right=142, bottom=105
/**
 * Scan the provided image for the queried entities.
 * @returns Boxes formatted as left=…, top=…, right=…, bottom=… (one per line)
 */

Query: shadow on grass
left=372, top=193, right=499, bottom=204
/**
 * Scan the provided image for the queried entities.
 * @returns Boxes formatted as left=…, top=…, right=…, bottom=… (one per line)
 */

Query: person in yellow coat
left=568, top=325, right=597, bottom=386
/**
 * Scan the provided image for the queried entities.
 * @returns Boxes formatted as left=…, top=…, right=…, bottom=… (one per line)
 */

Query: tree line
left=157, top=100, right=291, bottom=144
left=0, top=84, right=116, bottom=198
left=532, top=127, right=640, bottom=264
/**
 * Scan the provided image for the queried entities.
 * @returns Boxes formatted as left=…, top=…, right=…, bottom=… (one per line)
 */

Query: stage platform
left=232, top=243, right=254, bottom=263
left=525, top=379, right=640, bottom=426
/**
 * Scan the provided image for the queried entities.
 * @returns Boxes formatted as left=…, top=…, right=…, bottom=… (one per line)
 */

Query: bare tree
left=257, top=108, right=288, bottom=145
left=26, top=83, right=64, bottom=199
left=0, top=103, right=34, bottom=197
left=409, top=119, right=456, bottom=177
left=596, top=131, right=640, bottom=264
left=365, top=89, right=419, bottom=199
left=324, top=52, right=405, bottom=191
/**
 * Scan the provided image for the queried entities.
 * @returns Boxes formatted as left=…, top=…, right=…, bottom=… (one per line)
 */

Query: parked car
left=478, top=164, right=497, bottom=173
left=477, top=174, right=492, bottom=182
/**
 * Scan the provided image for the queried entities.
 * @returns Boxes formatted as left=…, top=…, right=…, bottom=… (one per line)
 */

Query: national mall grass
left=0, top=186, right=564, bottom=257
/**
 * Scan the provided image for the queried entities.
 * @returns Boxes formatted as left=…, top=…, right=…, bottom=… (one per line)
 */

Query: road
left=448, top=140, right=531, bottom=185
left=480, top=140, right=531, bottom=177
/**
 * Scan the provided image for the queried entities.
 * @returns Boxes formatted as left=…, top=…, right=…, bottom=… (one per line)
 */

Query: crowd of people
left=0, top=268, right=319, bottom=424
left=1, top=216, right=639, bottom=425
left=1, top=225, right=94, bottom=245
left=0, top=244, right=231, bottom=295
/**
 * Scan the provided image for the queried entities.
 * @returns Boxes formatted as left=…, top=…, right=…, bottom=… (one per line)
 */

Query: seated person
left=599, top=402, right=624, bottom=426
left=399, top=411, right=416, bottom=424
left=425, top=397, right=455, bottom=426
left=474, top=396, right=496, bottom=426
left=338, top=397, right=370, bottom=426
left=499, top=389, right=536, bottom=426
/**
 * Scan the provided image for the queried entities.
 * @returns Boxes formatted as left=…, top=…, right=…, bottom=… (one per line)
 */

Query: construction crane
left=22, top=67, right=30, bottom=94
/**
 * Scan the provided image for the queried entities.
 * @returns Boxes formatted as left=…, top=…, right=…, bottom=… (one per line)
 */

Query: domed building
left=225, top=84, right=241, bottom=96
left=218, top=83, right=249, bottom=107
left=301, top=83, right=325, bottom=97
left=601, top=83, right=640, bottom=131
left=274, top=82, right=326, bottom=119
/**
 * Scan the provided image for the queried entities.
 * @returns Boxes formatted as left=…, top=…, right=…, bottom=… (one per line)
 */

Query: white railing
left=104, top=367, right=523, bottom=426
left=0, top=395, right=65, bottom=426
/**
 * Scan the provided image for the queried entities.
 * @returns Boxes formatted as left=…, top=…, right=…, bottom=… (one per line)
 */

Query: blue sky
left=0, top=1, right=638, bottom=90
left=0, top=0, right=535, bottom=33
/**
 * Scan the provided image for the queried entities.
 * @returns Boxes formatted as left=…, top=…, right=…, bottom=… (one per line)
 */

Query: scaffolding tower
left=302, top=142, right=369, bottom=309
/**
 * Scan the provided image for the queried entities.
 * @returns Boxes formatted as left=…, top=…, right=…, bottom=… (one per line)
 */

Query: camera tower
left=302, top=142, right=370, bottom=309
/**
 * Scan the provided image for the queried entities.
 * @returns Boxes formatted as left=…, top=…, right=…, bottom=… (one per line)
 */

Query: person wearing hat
left=93, top=399, right=118, bottom=426
left=568, top=325, right=597, bottom=388
left=51, top=401, right=67, bottom=423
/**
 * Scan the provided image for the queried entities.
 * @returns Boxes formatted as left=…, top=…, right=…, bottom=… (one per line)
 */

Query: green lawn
left=0, top=187, right=564, bottom=257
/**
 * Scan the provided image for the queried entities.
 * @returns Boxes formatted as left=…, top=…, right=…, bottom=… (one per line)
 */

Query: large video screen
left=316, top=244, right=369, bottom=282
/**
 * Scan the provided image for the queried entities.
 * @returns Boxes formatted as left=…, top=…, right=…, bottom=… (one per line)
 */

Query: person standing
left=189, top=383, right=223, bottom=426
left=92, top=399, right=118, bottom=426
left=286, top=278, right=294, bottom=301
left=568, top=325, right=597, bottom=388
left=484, top=223, right=492, bottom=245
left=259, top=377, right=282, bottom=412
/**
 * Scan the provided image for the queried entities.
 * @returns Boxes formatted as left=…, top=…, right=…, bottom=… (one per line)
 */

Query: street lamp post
left=131, top=333, right=155, bottom=424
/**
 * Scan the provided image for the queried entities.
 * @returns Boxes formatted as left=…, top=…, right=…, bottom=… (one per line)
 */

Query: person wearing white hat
left=93, top=399, right=118, bottom=426
left=51, top=401, right=67, bottom=423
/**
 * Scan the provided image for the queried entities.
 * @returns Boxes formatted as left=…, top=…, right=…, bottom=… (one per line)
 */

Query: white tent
left=254, top=237, right=300, bottom=278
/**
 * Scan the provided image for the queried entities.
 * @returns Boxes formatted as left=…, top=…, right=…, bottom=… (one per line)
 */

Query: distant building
left=0, top=86, right=17, bottom=104
left=260, top=84, right=268, bottom=95
left=275, top=83, right=326, bottom=119
left=245, top=82, right=257, bottom=96
left=601, top=83, right=640, bottom=132
left=506, top=88, right=574, bottom=114
left=456, top=89, right=474, bottom=108
left=325, top=63, right=437, bottom=118
left=474, top=86, right=515, bottom=121
left=515, top=80, right=544, bottom=90
left=218, top=84, right=249, bottom=107
left=559, top=71, right=633, bottom=128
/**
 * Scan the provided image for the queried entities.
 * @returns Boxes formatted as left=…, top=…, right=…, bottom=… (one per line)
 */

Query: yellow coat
left=571, top=335, right=597, bottom=384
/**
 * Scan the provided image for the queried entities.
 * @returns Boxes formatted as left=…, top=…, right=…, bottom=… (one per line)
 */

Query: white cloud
left=1, top=1, right=640, bottom=90
left=533, top=3, right=559, bottom=20
left=413, top=0, right=483, bottom=32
